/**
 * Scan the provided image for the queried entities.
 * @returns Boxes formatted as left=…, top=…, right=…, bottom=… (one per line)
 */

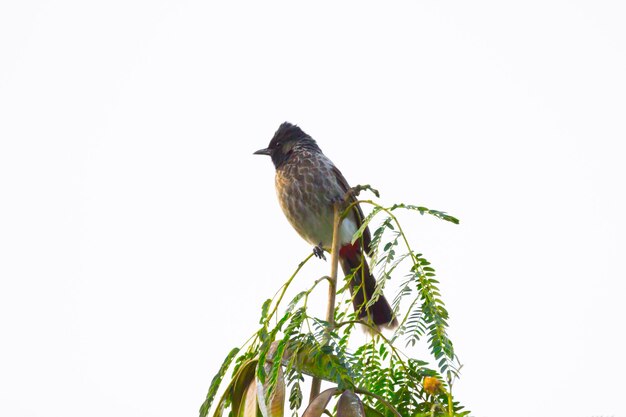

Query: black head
left=254, top=122, right=320, bottom=168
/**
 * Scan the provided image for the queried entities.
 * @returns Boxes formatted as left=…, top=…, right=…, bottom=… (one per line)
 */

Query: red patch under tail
left=338, top=243, right=398, bottom=330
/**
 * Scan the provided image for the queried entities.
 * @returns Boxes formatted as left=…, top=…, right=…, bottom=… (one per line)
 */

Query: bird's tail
left=339, top=244, right=398, bottom=331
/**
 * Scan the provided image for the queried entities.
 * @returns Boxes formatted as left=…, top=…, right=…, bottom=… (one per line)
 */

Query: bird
left=254, top=122, right=398, bottom=331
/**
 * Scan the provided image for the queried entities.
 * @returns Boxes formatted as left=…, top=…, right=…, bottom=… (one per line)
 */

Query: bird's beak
left=253, top=148, right=272, bottom=156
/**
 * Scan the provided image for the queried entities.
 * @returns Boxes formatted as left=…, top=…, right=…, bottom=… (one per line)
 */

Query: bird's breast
left=274, top=154, right=352, bottom=249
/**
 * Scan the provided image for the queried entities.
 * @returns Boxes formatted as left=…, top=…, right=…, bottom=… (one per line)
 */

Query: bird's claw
left=329, top=195, right=344, bottom=207
left=313, top=244, right=327, bottom=261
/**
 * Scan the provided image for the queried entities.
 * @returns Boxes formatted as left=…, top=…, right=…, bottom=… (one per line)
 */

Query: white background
left=1, top=1, right=625, bottom=416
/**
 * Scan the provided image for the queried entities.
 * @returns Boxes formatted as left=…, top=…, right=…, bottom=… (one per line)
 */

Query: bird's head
left=254, top=122, right=320, bottom=168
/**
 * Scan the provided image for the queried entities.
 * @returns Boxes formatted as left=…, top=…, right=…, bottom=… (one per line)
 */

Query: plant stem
left=309, top=203, right=342, bottom=403
left=267, top=253, right=315, bottom=323
left=353, top=388, right=403, bottom=417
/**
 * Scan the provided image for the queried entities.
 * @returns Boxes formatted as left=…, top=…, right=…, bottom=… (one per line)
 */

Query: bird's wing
left=332, top=165, right=372, bottom=254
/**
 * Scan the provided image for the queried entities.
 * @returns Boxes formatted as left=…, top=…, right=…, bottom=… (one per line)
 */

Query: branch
left=309, top=202, right=342, bottom=402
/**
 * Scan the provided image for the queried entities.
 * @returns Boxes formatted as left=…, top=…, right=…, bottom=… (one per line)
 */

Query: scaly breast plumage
left=275, top=162, right=338, bottom=247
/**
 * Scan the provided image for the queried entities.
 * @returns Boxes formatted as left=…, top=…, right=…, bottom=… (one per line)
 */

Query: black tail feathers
left=339, top=254, right=398, bottom=331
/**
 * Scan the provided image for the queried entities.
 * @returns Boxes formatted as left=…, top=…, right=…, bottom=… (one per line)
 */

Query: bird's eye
left=275, top=142, right=282, bottom=147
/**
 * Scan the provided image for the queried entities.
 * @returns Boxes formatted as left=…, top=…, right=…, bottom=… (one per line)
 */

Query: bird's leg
left=313, top=243, right=327, bottom=261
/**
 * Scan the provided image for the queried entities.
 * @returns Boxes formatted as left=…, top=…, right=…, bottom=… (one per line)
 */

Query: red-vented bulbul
left=254, top=122, right=398, bottom=331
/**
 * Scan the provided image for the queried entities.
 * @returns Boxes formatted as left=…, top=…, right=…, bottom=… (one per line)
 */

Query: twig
left=309, top=202, right=342, bottom=403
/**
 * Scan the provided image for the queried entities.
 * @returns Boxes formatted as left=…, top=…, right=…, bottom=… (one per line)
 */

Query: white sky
left=1, top=1, right=625, bottom=416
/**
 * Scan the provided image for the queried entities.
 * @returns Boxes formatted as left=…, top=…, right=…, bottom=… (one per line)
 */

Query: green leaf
left=260, top=299, right=272, bottom=324
left=255, top=366, right=285, bottom=417
left=199, top=347, right=240, bottom=417
left=351, top=207, right=382, bottom=245
left=362, top=405, right=385, bottom=417
left=284, top=340, right=354, bottom=388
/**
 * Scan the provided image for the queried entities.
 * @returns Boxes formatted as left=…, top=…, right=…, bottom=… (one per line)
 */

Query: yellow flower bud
left=423, top=376, right=442, bottom=395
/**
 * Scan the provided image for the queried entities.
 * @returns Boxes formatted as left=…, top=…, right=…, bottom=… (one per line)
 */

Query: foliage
left=199, top=188, right=469, bottom=417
